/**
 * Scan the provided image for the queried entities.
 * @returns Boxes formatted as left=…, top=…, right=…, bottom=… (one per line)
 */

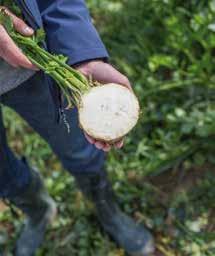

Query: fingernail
left=23, top=26, right=34, bottom=35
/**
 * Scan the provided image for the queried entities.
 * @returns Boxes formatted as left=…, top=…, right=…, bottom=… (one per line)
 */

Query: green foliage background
left=0, top=0, right=215, bottom=255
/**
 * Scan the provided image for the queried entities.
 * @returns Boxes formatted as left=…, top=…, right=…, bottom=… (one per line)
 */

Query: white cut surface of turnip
left=79, top=83, right=140, bottom=142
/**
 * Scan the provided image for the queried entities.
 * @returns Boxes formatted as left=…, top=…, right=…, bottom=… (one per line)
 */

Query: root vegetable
left=79, top=83, right=139, bottom=142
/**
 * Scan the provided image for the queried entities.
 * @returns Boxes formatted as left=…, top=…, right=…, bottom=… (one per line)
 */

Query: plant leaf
left=35, top=28, right=46, bottom=43
left=54, top=54, right=68, bottom=64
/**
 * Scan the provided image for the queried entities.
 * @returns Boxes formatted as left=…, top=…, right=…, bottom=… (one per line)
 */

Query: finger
left=115, top=140, right=124, bottom=149
left=95, top=141, right=106, bottom=150
left=78, top=61, right=132, bottom=90
left=2, top=7, right=34, bottom=36
left=84, top=133, right=96, bottom=144
left=103, top=143, right=111, bottom=152
left=84, top=132, right=111, bottom=151
left=0, top=25, right=37, bottom=70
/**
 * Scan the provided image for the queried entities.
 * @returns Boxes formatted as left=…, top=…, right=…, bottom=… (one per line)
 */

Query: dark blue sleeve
left=37, top=0, right=109, bottom=65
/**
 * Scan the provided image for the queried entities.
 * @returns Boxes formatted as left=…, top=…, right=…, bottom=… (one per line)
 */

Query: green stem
left=7, top=28, right=91, bottom=108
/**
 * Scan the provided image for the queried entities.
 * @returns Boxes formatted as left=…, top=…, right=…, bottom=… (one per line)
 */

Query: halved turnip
left=79, top=83, right=140, bottom=143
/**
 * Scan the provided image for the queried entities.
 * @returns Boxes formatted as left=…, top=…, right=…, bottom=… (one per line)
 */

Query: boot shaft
left=74, top=170, right=155, bottom=256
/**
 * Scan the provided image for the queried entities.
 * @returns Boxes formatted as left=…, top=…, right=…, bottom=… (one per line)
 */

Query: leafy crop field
left=0, top=0, right=214, bottom=255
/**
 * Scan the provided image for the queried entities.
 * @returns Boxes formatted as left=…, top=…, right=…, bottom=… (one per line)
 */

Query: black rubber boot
left=74, top=171, right=155, bottom=256
left=10, top=160, right=57, bottom=256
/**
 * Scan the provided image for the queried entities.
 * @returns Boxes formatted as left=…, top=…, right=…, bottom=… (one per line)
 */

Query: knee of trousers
left=57, top=143, right=106, bottom=175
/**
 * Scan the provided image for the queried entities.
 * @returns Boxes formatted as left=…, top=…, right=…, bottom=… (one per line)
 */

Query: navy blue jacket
left=16, top=0, right=108, bottom=65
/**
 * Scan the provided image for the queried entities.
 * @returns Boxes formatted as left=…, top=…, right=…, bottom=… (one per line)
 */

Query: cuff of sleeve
left=66, top=47, right=109, bottom=66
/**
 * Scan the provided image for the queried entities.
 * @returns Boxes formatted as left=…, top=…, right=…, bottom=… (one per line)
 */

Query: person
left=0, top=1, right=155, bottom=255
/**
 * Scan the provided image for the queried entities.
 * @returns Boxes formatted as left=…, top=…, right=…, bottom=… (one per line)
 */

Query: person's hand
left=0, top=7, right=37, bottom=70
left=76, top=60, right=132, bottom=152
